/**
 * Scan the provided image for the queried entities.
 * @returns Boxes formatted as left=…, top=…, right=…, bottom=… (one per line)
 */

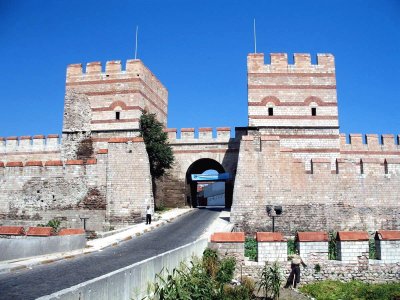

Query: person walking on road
left=284, top=249, right=307, bottom=289
left=146, top=205, right=152, bottom=225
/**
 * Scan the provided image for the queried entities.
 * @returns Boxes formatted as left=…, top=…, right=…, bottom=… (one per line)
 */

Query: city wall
left=0, top=139, right=153, bottom=231
left=231, top=135, right=400, bottom=234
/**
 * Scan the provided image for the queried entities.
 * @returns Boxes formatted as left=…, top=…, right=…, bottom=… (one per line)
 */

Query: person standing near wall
left=284, top=249, right=307, bottom=289
left=146, top=206, right=152, bottom=225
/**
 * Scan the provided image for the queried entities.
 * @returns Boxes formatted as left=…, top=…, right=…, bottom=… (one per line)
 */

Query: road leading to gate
left=0, top=208, right=221, bottom=300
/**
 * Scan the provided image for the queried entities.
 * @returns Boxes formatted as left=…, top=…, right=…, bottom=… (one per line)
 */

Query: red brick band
left=87, top=90, right=167, bottom=117
left=248, top=72, right=336, bottom=78
left=249, top=115, right=338, bottom=120
left=90, top=118, right=140, bottom=124
left=66, top=78, right=167, bottom=107
left=248, top=84, right=336, bottom=90
left=92, top=105, right=143, bottom=112
left=172, top=148, right=238, bottom=154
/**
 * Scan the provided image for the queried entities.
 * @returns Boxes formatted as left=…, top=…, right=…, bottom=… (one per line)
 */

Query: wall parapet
left=0, top=134, right=61, bottom=154
left=340, top=133, right=400, bottom=152
left=165, top=127, right=233, bottom=143
left=247, top=52, right=335, bottom=73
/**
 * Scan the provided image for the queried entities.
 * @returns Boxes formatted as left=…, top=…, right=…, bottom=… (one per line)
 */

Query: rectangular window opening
left=116, top=111, right=120, bottom=120
left=311, top=107, right=317, bottom=116
left=268, top=107, right=274, bottom=116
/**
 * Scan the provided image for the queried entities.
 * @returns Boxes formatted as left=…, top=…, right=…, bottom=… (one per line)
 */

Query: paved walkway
left=0, top=207, right=231, bottom=300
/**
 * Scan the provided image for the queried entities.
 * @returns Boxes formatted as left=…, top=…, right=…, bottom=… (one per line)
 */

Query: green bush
left=149, top=248, right=250, bottom=300
left=287, top=238, right=296, bottom=255
left=216, top=257, right=236, bottom=284
left=328, top=231, right=337, bottom=260
left=244, top=237, right=257, bottom=261
left=369, top=237, right=376, bottom=259
left=300, top=280, right=400, bottom=300
left=37, top=218, right=61, bottom=233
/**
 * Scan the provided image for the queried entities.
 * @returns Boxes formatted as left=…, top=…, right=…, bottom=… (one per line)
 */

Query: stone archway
left=185, top=158, right=232, bottom=208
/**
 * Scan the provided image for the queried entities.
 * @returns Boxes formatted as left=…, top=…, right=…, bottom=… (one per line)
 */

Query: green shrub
left=369, top=237, right=376, bottom=259
left=149, top=248, right=245, bottom=300
left=244, top=237, right=257, bottom=261
left=287, top=238, right=296, bottom=255
left=216, top=257, right=236, bottom=284
left=328, top=231, right=337, bottom=260
left=37, top=218, right=61, bottom=233
left=300, top=280, right=400, bottom=300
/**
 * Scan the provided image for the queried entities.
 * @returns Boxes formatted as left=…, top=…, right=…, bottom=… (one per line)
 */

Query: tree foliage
left=140, top=111, right=174, bottom=179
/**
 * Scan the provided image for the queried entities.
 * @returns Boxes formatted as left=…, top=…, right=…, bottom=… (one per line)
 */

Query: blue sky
left=0, top=0, right=399, bottom=138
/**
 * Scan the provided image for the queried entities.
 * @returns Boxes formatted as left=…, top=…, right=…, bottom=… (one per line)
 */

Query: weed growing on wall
left=287, top=238, right=296, bottom=255
left=244, top=237, right=257, bottom=261
left=328, top=231, right=337, bottom=260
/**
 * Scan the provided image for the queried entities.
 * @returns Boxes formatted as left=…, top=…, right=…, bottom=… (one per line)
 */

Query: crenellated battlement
left=240, top=135, right=400, bottom=175
left=247, top=52, right=335, bottom=73
left=66, top=59, right=167, bottom=98
left=0, top=134, right=61, bottom=154
left=340, top=133, right=400, bottom=152
left=164, top=127, right=234, bottom=143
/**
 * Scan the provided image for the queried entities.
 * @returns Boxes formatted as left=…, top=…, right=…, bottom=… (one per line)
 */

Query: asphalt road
left=0, top=208, right=221, bottom=300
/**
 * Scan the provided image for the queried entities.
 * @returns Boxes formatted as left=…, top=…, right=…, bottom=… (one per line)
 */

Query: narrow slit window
left=360, top=161, right=364, bottom=175
left=384, top=161, right=388, bottom=174
left=116, top=111, right=120, bottom=120
left=311, top=107, right=317, bottom=116
left=268, top=107, right=274, bottom=116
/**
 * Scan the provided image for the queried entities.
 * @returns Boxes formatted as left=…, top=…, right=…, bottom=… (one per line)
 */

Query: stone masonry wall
left=106, top=138, right=153, bottom=227
left=0, top=159, right=107, bottom=231
left=231, top=135, right=400, bottom=234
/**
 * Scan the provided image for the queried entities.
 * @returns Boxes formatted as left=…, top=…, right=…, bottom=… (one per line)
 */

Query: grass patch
left=300, top=280, right=400, bottom=300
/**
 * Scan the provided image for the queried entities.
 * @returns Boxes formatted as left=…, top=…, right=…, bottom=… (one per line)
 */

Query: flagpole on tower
left=135, top=26, right=139, bottom=59
left=253, top=18, right=257, bottom=53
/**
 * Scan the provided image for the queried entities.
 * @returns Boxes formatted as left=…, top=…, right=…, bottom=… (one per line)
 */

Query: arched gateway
left=185, top=158, right=233, bottom=208
left=154, top=127, right=241, bottom=209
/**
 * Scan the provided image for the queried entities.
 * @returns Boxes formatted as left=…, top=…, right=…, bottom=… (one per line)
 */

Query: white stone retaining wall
left=38, top=238, right=208, bottom=300
left=0, top=234, right=86, bottom=262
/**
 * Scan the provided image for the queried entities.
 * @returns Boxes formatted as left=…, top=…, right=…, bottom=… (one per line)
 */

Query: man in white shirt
left=146, top=206, right=152, bottom=225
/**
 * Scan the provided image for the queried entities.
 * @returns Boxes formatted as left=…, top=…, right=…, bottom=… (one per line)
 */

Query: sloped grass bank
left=300, top=280, right=400, bottom=300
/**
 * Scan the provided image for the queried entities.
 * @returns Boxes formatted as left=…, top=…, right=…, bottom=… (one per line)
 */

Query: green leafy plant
left=37, top=218, right=61, bottom=233
left=148, top=249, right=245, bottom=300
left=140, top=111, right=174, bottom=180
left=328, top=231, right=337, bottom=260
left=258, top=262, right=282, bottom=300
left=369, top=237, right=377, bottom=259
left=287, top=238, right=296, bottom=255
left=244, top=237, right=257, bottom=261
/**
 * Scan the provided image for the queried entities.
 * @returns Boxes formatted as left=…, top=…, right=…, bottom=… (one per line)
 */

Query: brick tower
left=247, top=53, right=340, bottom=167
left=62, top=59, right=168, bottom=158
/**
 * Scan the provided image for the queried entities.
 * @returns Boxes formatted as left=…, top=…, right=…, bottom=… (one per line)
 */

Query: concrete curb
left=0, top=208, right=193, bottom=275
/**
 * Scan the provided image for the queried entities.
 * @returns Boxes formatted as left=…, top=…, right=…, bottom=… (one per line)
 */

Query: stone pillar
left=296, top=231, right=329, bottom=262
left=336, top=231, right=369, bottom=263
left=375, top=230, right=400, bottom=263
left=257, top=232, right=287, bottom=262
